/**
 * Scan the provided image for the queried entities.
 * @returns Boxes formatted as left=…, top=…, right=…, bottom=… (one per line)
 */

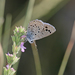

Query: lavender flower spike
left=20, top=42, right=26, bottom=52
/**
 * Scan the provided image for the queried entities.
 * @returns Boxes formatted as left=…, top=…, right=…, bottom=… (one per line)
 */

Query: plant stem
left=3, top=14, right=12, bottom=54
left=58, top=21, right=75, bottom=75
left=0, top=0, right=5, bottom=75
left=0, top=0, right=5, bottom=41
left=0, top=43, right=4, bottom=75
left=31, top=41, right=42, bottom=75
left=23, top=0, right=35, bottom=29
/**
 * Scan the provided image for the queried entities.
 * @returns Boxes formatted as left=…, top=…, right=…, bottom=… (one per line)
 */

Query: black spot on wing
left=46, top=29, right=48, bottom=31
left=48, top=30, right=51, bottom=33
left=35, top=24, right=36, bottom=26
left=42, top=33, right=43, bottom=34
left=34, top=24, right=37, bottom=27
left=38, top=28, right=40, bottom=30
left=38, top=31, right=39, bottom=33
left=45, top=26, right=48, bottom=28
left=45, top=28, right=51, bottom=33
left=38, top=26, right=39, bottom=29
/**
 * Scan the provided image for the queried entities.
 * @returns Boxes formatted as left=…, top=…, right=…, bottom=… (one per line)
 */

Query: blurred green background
left=1, top=0, right=75, bottom=75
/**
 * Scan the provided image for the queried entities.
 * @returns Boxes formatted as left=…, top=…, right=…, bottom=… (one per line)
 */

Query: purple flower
left=20, top=42, right=26, bottom=52
left=11, top=68, right=16, bottom=71
left=20, top=35, right=26, bottom=39
left=7, top=52, right=13, bottom=57
left=6, top=64, right=9, bottom=69
left=7, top=52, right=9, bottom=55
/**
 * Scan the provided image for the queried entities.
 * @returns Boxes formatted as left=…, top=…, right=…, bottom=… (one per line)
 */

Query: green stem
left=23, top=0, right=35, bottom=29
left=58, top=40, right=74, bottom=75
left=31, top=41, right=42, bottom=75
left=58, top=21, right=75, bottom=75
left=0, top=0, right=5, bottom=75
left=3, top=14, right=12, bottom=54
left=2, top=14, right=12, bottom=67
left=0, top=43, right=4, bottom=75
left=0, top=0, right=5, bottom=41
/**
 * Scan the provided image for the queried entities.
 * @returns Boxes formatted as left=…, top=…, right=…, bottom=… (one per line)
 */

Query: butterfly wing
left=33, top=22, right=56, bottom=41
left=39, top=23, right=56, bottom=39
left=26, top=19, right=44, bottom=43
left=26, top=19, right=56, bottom=43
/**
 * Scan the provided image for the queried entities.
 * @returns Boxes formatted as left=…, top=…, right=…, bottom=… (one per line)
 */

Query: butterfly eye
left=31, top=41, right=33, bottom=43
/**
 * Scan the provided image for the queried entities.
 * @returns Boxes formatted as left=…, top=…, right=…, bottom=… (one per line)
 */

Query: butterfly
left=26, top=19, right=56, bottom=43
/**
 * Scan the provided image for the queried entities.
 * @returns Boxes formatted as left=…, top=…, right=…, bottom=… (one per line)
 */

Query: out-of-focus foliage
left=1, top=0, right=75, bottom=75
left=13, top=0, right=70, bottom=28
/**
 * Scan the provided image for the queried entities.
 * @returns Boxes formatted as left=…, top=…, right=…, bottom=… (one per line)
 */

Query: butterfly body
left=26, top=19, right=56, bottom=43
